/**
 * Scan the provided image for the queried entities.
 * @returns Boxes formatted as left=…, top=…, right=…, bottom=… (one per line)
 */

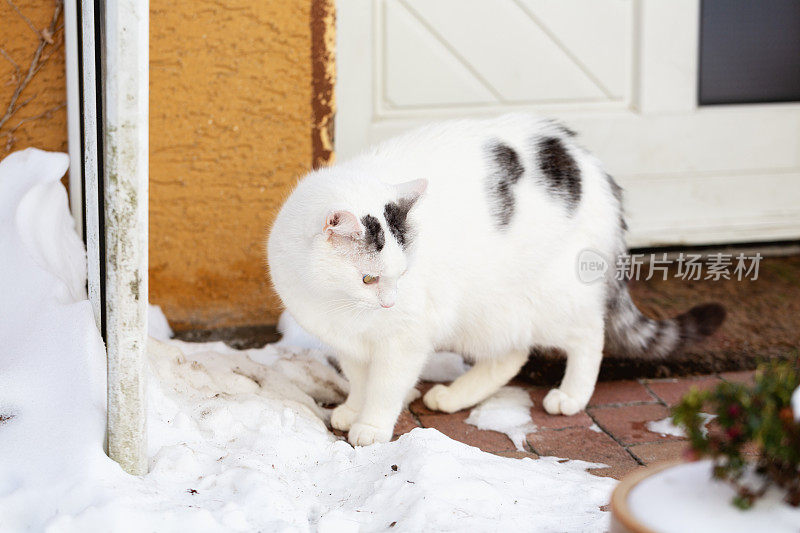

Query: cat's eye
left=362, top=274, right=378, bottom=285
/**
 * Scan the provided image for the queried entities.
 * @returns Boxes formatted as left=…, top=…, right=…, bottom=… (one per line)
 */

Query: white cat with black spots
left=267, top=113, right=724, bottom=446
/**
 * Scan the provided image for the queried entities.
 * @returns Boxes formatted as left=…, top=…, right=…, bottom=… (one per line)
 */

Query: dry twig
left=2, top=102, right=65, bottom=151
left=0, top=0, right=65, bottom=148
left=6, top=0, right=40, bottom=38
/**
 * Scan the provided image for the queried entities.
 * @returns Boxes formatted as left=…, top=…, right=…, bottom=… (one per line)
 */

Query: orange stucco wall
left=0, top=1, right=67, bottom=159
left=4, top=0, right=331, bottom=332
left=150, top=0, right=319, bottom=331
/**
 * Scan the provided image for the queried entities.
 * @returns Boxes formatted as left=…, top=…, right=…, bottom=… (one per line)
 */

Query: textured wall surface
left=150, top=0, right=315, bottom=331
left=3, top=0, right=329, bottom=332
left=0, top=0, right=67, bottom=158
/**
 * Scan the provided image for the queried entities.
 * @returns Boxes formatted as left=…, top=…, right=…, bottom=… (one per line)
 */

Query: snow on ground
left=0, top=149, right=616, bottom=532
left=646, top=414, right=715, bottom=438
left=0, top=149, right=108, bottom=524
left=629, top=460, right=800, bottom=533
left=465, top=387, right=538, bottom=450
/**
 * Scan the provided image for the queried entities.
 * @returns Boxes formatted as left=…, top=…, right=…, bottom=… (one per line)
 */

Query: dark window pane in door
left=699, top=0, right=800, bottom=105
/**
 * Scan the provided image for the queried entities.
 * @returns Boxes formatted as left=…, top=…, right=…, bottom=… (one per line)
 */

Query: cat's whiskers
left=325, top=300, right=368, bottom=315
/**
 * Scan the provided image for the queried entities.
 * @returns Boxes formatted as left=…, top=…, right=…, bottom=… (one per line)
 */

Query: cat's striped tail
left=603, top=284, right=726, bottom=358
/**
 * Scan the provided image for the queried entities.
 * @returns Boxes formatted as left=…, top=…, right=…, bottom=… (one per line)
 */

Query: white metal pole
left=102, top=0, right=149, bottom=476
left=64, top=0, right=82, bottom=237
left=80, top=0, right=102, bottom=333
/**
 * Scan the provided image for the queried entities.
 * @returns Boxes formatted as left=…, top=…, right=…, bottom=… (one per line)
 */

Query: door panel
left=337, top=0, right=800, bottom=247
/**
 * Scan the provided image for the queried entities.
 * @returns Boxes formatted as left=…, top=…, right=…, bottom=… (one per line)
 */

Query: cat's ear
left=394, top=179, right=427, bottom=207
left=323, top=210, right=363, bottom=239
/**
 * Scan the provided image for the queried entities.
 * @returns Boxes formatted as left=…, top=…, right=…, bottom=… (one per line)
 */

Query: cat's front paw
left=348, top=422, right=392, bottom=446
left=331, top=403, right=358, bottom=431
left=542, top=388, right=585, bottom=416
left=422, top=384, right=462, bottom=413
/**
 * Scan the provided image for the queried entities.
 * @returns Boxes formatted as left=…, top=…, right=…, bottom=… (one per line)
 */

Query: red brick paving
left=644, top=375, right=722, bottom=406
left=628, top=441, right=689, bottom=464
left=417, top=411, right=515, bottom=452
left=588, top=404, right=675, bottom=445
left=527, top=427, right=640, bottom=479
left=588, top=380, right=657, bottom=406
left=338, top=373, right=744, bottom=481
left=392, top=410, right=420, bottom=440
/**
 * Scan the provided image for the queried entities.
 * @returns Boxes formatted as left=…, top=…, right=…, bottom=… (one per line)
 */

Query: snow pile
left=647, top=413, right=715, bottom=438
left=147, top=343, right=613, bottom=532
left=466, top=387, right=538, bottom=450
left=0, top=149, right=616, bottom=532
left=0, top=150, right=108, bottom=527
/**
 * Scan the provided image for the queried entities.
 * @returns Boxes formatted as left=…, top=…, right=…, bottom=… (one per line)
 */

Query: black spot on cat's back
left=559, top=124, right=577, bottom=137
left=605, top=172, right=623, bottom=204
left=605, top=172, right=628, bottom=231
left=485, top=141, right=525, bottom=229
left=545, top=118, right=577, bottom=138
left=537, top=136, right=581, bottom=211
left=384, top=199, right=414, bottom=248
left=361, top=214, right=385, bottom=251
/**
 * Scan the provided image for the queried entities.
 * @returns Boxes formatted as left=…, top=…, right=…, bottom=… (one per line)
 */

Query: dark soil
left=174, top=324, right=279, bottom=350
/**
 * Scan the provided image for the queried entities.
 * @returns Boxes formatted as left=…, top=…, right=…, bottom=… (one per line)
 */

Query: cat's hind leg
left=542, top=326, right=604, bottom=416
left=423, top=349, right=529, bottom=413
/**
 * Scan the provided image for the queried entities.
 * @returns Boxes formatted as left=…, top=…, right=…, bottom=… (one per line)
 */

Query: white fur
left=268, top=114, right=619, bottom=445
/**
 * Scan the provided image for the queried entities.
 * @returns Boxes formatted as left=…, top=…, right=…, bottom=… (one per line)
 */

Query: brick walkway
left=381, top=370, right=756, bottom=480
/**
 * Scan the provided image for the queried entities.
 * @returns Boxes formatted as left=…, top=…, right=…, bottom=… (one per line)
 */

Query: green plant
left=672, top=359, right=800, bottom=509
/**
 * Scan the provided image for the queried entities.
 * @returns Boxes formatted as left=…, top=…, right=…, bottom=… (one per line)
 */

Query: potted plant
left=610, top=359, right=800, bottom=533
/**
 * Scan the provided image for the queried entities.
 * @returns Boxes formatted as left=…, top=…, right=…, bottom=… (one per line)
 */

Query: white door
left=336, top=0, right=800, bottom=247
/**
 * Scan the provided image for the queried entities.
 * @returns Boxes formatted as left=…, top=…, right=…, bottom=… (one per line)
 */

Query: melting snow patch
left=466, top=387, right=538, bottom=450
left=647, top=413, right=715, bottom=438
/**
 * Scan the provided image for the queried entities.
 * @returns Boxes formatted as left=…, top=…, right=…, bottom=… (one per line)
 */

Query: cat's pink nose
left=379, top=288, right=397, bottom=308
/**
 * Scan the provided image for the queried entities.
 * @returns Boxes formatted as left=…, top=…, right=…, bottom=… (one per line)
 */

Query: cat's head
left=313, top=179, right=427, bottom=310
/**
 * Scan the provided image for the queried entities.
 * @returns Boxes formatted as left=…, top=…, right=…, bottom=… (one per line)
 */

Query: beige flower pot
left=610, top=462, right=679, bottom=533
left=610, top=460, right=800, bottom=533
